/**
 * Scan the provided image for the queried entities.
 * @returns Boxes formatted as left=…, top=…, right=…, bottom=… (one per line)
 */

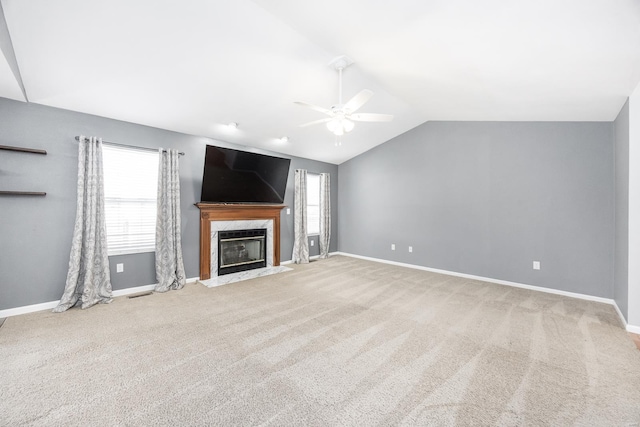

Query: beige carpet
left=1, top=255, right=640, bottom=426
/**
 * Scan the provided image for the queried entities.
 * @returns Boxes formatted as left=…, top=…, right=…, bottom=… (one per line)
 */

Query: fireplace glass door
left=218, top=229, right=267, bottom=275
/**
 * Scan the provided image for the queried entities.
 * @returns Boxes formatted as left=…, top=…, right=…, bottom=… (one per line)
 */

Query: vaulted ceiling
left=1, top=0, right=639, bottom=164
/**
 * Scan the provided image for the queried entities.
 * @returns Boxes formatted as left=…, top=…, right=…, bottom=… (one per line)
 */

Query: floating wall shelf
left=1, top=144, right=48, bottom=196
left=0, top=191, right=47, bottom=196
left=0, top=144, right=47, bottom=155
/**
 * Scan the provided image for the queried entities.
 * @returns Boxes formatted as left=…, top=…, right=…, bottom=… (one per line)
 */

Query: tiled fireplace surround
left=196, top=203, right=286, bottom=282
left=211, top=219, right=273, bottom=276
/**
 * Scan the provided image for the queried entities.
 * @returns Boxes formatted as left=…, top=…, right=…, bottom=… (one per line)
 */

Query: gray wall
left=614, top=99, right=629, bottom=319
left=338, top=121, right=614, bottom=298
left=0, top=97, right=338, bottom=310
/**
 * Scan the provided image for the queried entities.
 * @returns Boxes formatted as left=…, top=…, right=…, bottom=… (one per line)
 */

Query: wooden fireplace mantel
left=196, top=203, right=286, bottom=280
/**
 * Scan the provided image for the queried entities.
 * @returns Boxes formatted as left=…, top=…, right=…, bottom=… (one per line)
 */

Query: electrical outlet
left=409, top=246, right=413, bottom=253
left=310, top=239, right=314, bottom=247
left=286, top=208, right=290, bottom=215
left=391, top=244, right=395, bottom=251
left=533, top=261, right=540, bottom=270
left=116, top=263, right=124, bottom=273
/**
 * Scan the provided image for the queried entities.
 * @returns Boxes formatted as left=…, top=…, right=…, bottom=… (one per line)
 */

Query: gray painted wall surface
left=0, top=98, right=337, bottom=310
left=338, top=121, right=614, bottom=298
left=614, top=99, right=629, bottom=319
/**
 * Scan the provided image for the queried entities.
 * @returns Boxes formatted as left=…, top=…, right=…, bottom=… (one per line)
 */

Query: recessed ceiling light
left=228, top=122, right=238, bottom=129
left=280, top=136, right=289, bottom=143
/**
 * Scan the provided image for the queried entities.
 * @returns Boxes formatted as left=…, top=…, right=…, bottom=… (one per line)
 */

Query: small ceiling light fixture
left=228, top=122, right=238, bottom=130
left=280, top=136, right=289, bottom=143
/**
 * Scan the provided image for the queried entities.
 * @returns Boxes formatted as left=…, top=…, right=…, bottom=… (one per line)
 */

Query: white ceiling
left=1, top=0, right=639, bottom=164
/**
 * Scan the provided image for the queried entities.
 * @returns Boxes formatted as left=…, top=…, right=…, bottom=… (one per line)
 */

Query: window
left=102, top=144, right=159, bottom=255
left=307, top=173, right=320, bottom=235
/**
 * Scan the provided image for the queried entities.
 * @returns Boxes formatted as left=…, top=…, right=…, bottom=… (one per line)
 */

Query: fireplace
left=196, top=203, right=286, bottom=280
left=218, top=228, right=267, bottom=275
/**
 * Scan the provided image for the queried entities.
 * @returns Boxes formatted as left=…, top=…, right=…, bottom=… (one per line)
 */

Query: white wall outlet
left=409, top=246, right=413, bottom=253
left=391, top=244, right=395, bottom=250
left=310, top=239, right=314, bottom=246
left=116, top=263, right=124, bottom=273
left=286, top=208, right=290, bottom=215
left=533, top=261, right=540, bottom=270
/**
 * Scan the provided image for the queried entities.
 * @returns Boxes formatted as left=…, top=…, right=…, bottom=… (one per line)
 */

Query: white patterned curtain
left=155, top=148, right=186, bottom=292
left=54, top=136, right=112, bottom=312
left=319, top=173, right=331, bottom=259
left=292, top=169, right=309, bottom=264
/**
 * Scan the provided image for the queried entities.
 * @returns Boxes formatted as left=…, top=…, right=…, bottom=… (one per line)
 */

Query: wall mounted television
left=200, top=145, right=291, bottom=204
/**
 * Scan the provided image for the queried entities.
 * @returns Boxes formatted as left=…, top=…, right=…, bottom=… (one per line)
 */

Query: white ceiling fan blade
left=350, top=113, right=394, bottom=122
left=343, top=89, right=373, bottom=113
left=299, top=117, right=333, bottom=128
left=294, top=101, right=333, bottom=116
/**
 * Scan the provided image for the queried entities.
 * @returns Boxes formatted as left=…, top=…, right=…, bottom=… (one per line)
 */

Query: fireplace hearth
left=218, top=229, right=267, bottom=275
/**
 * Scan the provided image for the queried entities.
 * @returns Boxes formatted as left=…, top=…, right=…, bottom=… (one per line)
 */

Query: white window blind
left=307, top=173, right=320, bottom=235
left=102, top=144, right=159, bottom=255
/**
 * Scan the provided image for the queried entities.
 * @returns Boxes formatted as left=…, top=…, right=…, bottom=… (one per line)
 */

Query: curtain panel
left=54, top=136, right=112, bottom=312
left=319, top=173, right=330, bottom=259
left=155, top=148, right=186, bottom=292
left=292, top=169, right=309, bottom=264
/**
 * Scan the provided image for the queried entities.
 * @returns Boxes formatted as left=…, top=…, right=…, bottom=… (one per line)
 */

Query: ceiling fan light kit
left=326, top=116, right=354, bottom=136
left=295, top=55, right=394, bottom=139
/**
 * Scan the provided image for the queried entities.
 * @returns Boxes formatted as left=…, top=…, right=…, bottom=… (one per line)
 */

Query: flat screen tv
left=200, top=145, right=291, bottom=204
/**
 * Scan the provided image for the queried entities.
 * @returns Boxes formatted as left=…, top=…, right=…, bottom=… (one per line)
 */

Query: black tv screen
left=200, top=145, right=291, bottom=204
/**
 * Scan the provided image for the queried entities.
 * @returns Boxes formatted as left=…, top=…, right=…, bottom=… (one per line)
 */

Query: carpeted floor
left=1, top=255, right=639, bottom=426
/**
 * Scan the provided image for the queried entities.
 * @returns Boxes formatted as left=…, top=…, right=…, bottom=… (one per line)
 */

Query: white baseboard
left=627, top=324, right=640, bottom=334
left=111, top=284, right=156, bottom=297
left=0, top=300, right=60, bottom=319
left=281, top=252, right=339, bottom=266
left=334, top=251, right=640, bottom=332
left=335, top=252, right=614, bottom=304
left=111, top=276, right=200, bottom=297
left=0, top=276, right=200, bottom=319
left=611, top=300, right=628, bottom=329
left=609, top=301, right=640, bottom=334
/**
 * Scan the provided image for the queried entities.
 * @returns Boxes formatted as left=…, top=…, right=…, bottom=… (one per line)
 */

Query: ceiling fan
left=295, top=55, right=393, bottom=138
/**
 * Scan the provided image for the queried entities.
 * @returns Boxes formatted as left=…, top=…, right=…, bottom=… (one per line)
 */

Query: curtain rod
left=74, top=136, right=185, bottom=156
